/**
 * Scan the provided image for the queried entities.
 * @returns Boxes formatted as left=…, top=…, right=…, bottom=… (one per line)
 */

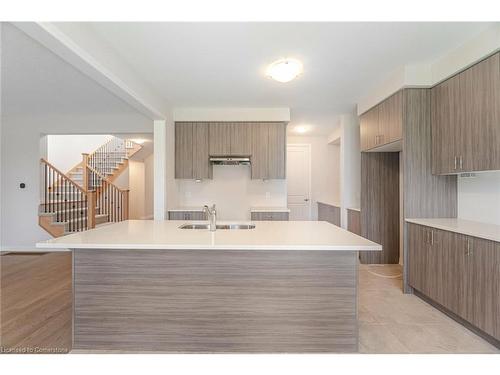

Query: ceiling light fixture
left=266, top=58, right=303, bottom=83
left=294, top=125, right=309, bottom=134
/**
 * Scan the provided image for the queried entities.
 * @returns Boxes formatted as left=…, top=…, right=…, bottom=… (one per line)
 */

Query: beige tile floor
left=358, top=263, right=499, bottom=354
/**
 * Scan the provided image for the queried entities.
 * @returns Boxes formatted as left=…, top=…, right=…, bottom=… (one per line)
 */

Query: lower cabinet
left=317, top=202, right=341, bottom=226
left=408, top=223, right=500, bottom=341
left=251, top=212, right=289, bottom=221
left=347, top=209, right=361, bottom=236
left=168, top=211, right=205, bottom=220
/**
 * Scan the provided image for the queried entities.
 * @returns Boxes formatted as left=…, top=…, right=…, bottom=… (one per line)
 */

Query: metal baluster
left=44, top=163, right=47, bottom=213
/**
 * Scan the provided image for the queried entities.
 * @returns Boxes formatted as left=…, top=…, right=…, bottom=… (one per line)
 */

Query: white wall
left=144, top=153, right=154, bottom=219
left=458, top=172, right=500, bottom=225
left=128, top=160, right=144, bottom=219
left=288, top=135, right=341, bottom=220
left=47, top=134, right=111, bottom=172
left=1, top=24, right=152, bottom=249
left=177, top=166, right=286, bottom=221
left=338, top=113, right=361, bottom=228
left=358, top=24, right=500, bottom=114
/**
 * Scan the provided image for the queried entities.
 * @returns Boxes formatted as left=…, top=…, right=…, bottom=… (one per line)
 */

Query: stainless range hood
left=209, top=156, right=251, bottom=166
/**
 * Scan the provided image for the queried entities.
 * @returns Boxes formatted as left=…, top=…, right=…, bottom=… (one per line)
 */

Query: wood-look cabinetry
left=347, top=209, right=361, bottom=236
left=431, top=52, right=500, bottom=174
left=408, top=223, right=500, bottom=341
left=250, top=211, right=289, bottom=221
left=317, top=202, right=341, bottom=227
left=176, top=122, right=286, bottom=179
left=175, top=122, right=211, bottom=180
left=168, top=211, right=205, bottom=220
left=209, top=123, right=252, bottom=156
left=251, top=122, right=286, bottom=180
left=360, top=91, right=403, bottom=151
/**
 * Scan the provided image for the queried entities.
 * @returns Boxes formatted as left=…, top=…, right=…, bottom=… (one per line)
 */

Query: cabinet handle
left=454, top=156, right=457, bottom=170
left=431, top=230, right=434, bottom=245
left=459, top=156, right=463, bottom=170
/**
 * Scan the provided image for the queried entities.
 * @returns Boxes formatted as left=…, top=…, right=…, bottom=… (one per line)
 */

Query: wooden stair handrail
left=40, top=158, right=88, bottom=193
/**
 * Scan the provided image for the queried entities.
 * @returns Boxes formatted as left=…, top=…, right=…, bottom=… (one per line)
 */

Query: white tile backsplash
left=178, top=165, right=287, bottom=220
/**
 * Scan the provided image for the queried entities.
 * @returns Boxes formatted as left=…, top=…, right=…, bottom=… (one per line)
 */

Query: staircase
left=39, top=137, right=142, bottom=237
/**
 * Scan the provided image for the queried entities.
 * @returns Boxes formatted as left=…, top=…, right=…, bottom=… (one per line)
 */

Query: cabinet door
left=408, top=224, right=429, bottom=294
left=175, top=123, right=193, bottom=179
left=230, top=123, right=252, bottom=156
left=347, top=209, right=361, bottom=236
left=431, top=74, right=465, bottom=174
left=192, top=123, right=211, bottom=180
left=464, top=53, right=500, bottom=172
left=360, top=107, right=379, bottom=151
left=426, top=228, right=450, bottom=306
left=441, top=233, right=469, bottom=318
left=268, top=122, right=286, bottom=179
left=251, top=123, right=269, bottom=179
left=466, top=237, right=499, bottom=339
left=388, top=91, right=403, bottom=143
left=209, top=123, right=231, bottom=155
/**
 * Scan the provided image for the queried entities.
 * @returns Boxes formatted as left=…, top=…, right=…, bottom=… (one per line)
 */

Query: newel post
left=87, top=190, right=96, bottom=229
left=82, top=153, right=89, bottom=191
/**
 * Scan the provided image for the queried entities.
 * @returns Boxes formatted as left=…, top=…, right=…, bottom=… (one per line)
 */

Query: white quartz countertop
left=405, top=218, right=500, bottom=243
left=317, top=200, right=341, bottom=208
left=36, top=220, right=382, bottom=251
left=250, top=206, right=291, bottom=213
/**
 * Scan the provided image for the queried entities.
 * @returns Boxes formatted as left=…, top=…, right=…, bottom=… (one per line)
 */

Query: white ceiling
left=62, top=23, right=494, bottom=135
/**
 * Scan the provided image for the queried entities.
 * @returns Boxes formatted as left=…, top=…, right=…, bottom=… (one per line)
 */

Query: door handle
left=304, top=198, right=310, bottom=202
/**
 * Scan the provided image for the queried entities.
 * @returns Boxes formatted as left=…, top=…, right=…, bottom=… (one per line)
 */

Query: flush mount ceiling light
left=293, top=125, right=310, bottom=134
left=266, top=58, right=303, bottom=83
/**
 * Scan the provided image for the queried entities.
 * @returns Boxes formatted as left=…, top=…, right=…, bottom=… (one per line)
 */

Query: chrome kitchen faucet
left=203, top=204, right=217, bottom=231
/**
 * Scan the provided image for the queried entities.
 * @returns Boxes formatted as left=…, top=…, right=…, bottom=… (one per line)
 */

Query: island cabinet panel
left=175, top=122, right=211, bottom=180
left=317, top=202, right=341, bottom=227
left=407, top=223, right=500, bottom=342
left=431, top=52, right=500, bottom=174
left=73, top=249, right=359, bottom=353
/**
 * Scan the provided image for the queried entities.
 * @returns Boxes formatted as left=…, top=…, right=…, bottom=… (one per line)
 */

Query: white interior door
left=286, top=144, right=311, bottom=220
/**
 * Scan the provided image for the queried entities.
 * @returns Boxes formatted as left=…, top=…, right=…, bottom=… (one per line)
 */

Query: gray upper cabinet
left=209, top=123, right=252, bottom=156
left=431, top=52, right=500, bottom=174
left=360, top=91, right=403, bottom=152
left=251, top=122, right=287, bottom=180
left=465, top=53, right=500, bottom=172
left=175, top=122, right=212, bottom=180
left=251, top=123, right=268, bottom=179
left=176, top=121, right=286, bottom=180
left=230, top=123, right=252, bottom=155
left=209, top=123, right=231, bottom=155
left=175, top=122, right=194, bottom=179
left=267, top=122, right=286, bottom=179
left=360, top=106, right=379, bottom=151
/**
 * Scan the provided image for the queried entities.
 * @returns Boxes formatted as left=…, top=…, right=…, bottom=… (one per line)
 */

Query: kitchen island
left=37, top=220, right=381, bottom=353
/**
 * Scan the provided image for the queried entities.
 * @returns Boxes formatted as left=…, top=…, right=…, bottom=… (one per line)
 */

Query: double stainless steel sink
left=179, top=223, right=255, bottom=230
